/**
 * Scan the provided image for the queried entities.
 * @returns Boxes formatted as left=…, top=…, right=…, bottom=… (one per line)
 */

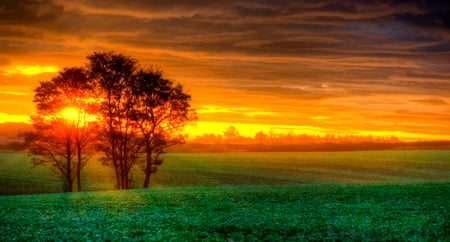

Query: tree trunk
left=66, top=139, right=73, bottom=192
left=112, top=142, right=121, bottom=189
left=76, top=142, right=82, bottom=192
left=143, top=145, right=152, bottom=188
left=108, top=99, right=121, bottom=190
left=110, top=127, right=121, bottom=189
left=120, top=150, right=126, bottom=190
left=122, top=137, right=128, bottom=189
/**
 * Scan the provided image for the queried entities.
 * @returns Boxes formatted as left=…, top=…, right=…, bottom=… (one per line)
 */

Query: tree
left=87, top=52, right=195, bottom=189
left=134, top=68, right=195, bottom=188
left=87, top=52, right=140, bottom=190
left=26, top=52, right=195, bottom=191
left=24, top=68, right=97, bottom=192
left=223, top=126, right=239, bottom=143
left=254, top=131, right=268, bottom=144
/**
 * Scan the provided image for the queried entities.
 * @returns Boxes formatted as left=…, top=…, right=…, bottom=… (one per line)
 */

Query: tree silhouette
left=223, top=126, right=240, bottom=143
left=255, top=131, right=268, bottom=144
left=87, top=52, right=140, bottom=190
left=134, top=68, right=195, bottom=188
left=24, top=68, right=97, bottom=192
left=25, top=52, right=195, bottom=191
left=88, top=52, right=195, bottom=189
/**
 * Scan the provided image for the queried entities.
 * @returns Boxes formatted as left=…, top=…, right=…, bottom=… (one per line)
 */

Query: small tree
left=255, top=131, right=268, bottom=144
left=223, top=126, right=239, bottom=143
left=24, top=68, right=97, bottom=192
left=24, top=116, right=77, bottom=192
left=134, top=68, right=195, bottom=188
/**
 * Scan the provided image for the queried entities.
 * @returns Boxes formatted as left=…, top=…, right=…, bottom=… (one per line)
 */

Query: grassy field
left=0, top=183, right=449, bottom=241
left=1, top=150, right=449, bottom=240
left=1, top=150, right=449, bottom=195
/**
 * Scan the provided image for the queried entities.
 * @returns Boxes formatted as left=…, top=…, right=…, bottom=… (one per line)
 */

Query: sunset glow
left=2, top=65, right=59, bottom=76
left=0, top=1, right=449, bottom=142
left=60, top=107, right=80, bottom=122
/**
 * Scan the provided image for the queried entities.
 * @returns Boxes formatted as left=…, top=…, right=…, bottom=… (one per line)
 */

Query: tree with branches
left=24, top=68, right=97, bottom=192
left=88, top=52, right=195, bottom=189
left=134, top=68, right=195, bottom=188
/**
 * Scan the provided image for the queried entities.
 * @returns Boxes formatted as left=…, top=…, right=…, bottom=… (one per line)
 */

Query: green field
left=1, top=183, right=449, bottom=241
left=1, top=150, right=450, bottom=195
left=1, top=150, right=449, bottom=240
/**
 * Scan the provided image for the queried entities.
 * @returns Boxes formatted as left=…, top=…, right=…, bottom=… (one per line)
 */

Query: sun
left=60, top=106, right=79, bottom=121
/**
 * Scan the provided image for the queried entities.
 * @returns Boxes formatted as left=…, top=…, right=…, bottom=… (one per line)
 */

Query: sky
left=0, top=0, right=449, bottom=141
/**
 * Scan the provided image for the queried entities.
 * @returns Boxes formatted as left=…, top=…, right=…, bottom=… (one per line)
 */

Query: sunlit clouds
left=0, top=91, right=27, bottom=96
left=0, top=113, right=30, bottom=123
left=2, top=65, right=59, bottom=76
left=197, top=105, right=275, bottom=117
left=0, top=0, right=449, bottom=141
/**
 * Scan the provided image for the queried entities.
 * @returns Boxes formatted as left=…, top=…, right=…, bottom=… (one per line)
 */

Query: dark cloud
left=390, top=0, right=450, bottom=29
left=391, top=0, right=450, bottom=10
left=0, top=0, right=63, bottom=25
left=415, top=41, right=450, bottom=52
left=342, top=22, right=437, bottom=42
left=392, top=12, right=450, bottom=29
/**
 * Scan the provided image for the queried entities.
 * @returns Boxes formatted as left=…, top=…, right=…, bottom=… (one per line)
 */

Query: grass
left=1, top=150, right=449, bottom=195
left=0, top=183, right=449, bottom=241
left=1, top=150, right=449, bottom=240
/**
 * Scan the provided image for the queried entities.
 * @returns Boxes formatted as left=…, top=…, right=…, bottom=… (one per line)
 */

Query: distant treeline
left=192, top=126, right=400, bottom=145
left=169, top=141, right=450, bottom=153
left=0, top=123, right=30, bottom=150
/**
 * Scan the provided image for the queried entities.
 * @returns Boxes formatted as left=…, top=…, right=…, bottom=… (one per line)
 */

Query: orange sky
left=1, top=0, right=449, bottom=141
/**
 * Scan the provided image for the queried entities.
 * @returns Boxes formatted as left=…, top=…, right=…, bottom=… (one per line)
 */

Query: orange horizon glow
left=183, top=121, right=450, bottom=142
left=0, top=113, right=449, bottom=142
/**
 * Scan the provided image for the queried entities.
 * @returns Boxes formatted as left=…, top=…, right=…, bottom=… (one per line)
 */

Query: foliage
left=0, top=183, right=449, bottom=241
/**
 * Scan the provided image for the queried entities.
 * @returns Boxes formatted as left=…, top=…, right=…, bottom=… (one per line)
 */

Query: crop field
left=0, top=183, right=449, bottom=241
left=1, top=150, right=449, bottom=195
left=1, top=150, right=449, bottom=240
